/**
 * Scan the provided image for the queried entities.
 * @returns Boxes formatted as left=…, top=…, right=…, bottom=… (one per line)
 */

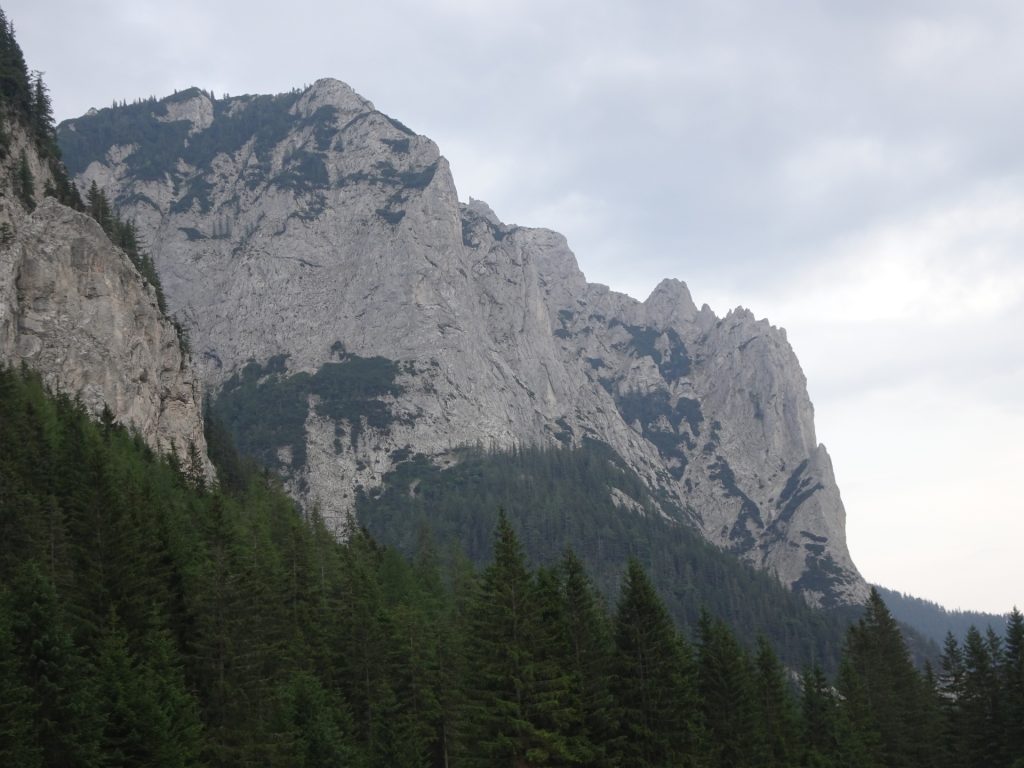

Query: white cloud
left=769, top=187, right=1024, bottom=326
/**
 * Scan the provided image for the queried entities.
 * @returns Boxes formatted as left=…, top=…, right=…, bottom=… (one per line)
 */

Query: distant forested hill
left=876, top=584, right=1009, bottom=645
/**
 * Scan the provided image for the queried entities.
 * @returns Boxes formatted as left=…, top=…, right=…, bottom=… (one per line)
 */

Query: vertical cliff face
left=0, top=119, right=211, bottom=472
left=58, top=80, right=866, bottom=606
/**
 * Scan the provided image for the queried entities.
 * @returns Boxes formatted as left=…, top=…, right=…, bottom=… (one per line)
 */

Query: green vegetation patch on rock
left=212, top=353, right=404, bottom=472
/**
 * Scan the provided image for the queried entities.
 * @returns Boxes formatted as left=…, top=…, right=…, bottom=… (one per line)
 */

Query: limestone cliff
left=58, top=80, right=866, bottom=606
left=0, top=118, right=211, bottom=471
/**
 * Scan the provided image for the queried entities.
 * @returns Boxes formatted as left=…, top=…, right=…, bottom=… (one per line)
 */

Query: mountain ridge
left=57, top=77, right=868, bottom=607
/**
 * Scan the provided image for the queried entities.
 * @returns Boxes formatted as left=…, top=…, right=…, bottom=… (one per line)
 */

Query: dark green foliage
left=611, top=559, right=704, bottom=767
left=0, top=8, right=32, bottom=118
left=382, top=137, right=411, bottom=153
left=750, top=636, right=800, bottom=767
left=3, top=366, right=1024, bottom=766
left=310, top=106, right=340, bottom=151
left=273, top=149, right=330, bottom=193
left=358, top=441, right=860, bottom=676
left=463, top=513, right=574, bottom=766
left=2, top=564, right=103, bottom=766
left=377, top=207, right=406, bottom=225
left=14, top=147, right=33, bottom=208
left=558, top=551, right=619, bottom=766
left=609, top=319, right=691, bottom=380
left=875, top=584, right=1008, bottom=645
left=212, top=353, right=404, bottom=472
left=775, top=458, right=824, bottom=525
left=708, top=455, right=763, bottom=549
left=1005, top=609, right=1024, bottom=760
left=697, top=610, right=757, bottom=767
left=0, top=594, right=42, bottom=767
left=960, top=625, right=1005, bottom=766
left=84, top=180, right=170, bottom=314
left=836, top=588, right=944, bottom=767
left=58, top=89, right=303, bottom=180
left=800, top=665, right=843, bottom=766
left=612, top=388, right=698, bottom=478
left=0, top=12, right=81, bottom=211
left=170, top=177, right=214, bottom=214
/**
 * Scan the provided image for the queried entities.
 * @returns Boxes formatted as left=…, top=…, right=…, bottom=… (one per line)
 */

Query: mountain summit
left=58, top=79, right=868, bottom=607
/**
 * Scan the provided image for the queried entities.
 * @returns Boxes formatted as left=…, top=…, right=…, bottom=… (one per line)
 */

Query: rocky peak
left=294, top=77, right=375, bottom=120
left=157, top=88, right=214, bottom=133
left=465, top=196, right=501, bottom=225
left=643, top=278, right=699, bottom=327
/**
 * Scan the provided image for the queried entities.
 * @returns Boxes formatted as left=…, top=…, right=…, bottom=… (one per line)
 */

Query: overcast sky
left=11, top=0, right=1024, bottom=613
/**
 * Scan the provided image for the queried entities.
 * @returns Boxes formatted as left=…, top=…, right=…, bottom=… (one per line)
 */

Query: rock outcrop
left=0, top=119, right=211, bottom=473
left=58, top=80, right=867, bottom=606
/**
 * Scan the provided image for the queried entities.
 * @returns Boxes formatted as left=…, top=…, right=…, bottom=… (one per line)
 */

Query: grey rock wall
left=1, top=118, right=211, bottom=474
left=61, top=79, right=866, bottom=605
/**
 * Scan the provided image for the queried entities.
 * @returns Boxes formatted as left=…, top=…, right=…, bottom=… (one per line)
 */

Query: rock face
left=0, top=121, right=211, bottom=473
left=58, top=80, right=867, bottom=606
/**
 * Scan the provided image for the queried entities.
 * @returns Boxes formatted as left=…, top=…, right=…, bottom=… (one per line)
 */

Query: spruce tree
left=800, top=665, right=840, bottom=768
left=29, top=70, right=55, bottom=155
left=962, top=625, right=1003, bottom=766
left=15, top=148, right=34, bottom=209
left=560, top=550, right=619, bottom=767
left=750, top=635, right=800, bottom=767
left=1004, top=608, right=1024, bottom=765
left=0, top=593, right=42, bottom=768
left=464, top=511, right=557, bottom=766
left=836, top=588, right=931, bottom=767
left=938, top=633, right=969, bottom=768
left=611, top=558, right=704, bottom=767
left=697, top=609, right=756, bottom=768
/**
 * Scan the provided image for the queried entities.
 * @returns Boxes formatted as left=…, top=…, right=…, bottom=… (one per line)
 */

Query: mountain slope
left=58, top=80, right=866, bottom=606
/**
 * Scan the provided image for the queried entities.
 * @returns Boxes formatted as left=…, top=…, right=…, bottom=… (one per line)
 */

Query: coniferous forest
left=3, top=365, right=1024, bottom=767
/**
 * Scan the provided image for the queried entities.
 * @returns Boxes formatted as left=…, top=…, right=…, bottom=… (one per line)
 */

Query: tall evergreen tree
left=1004, top=608, right=1024, bottom=765
left=0, top=9, right=32, bottom=117
left=937, top=633, right=969, bottom=768
left=836, top=588, right=933, bottom=767
left=29, top=70, right=54, bottom=155
left=463, top=512, right=567, bottom=766
left=750, top=635, right=800, bottom=767
left=962, top=625, right=1003, bottom=766
left=559, top=550, right=619, bottom=767
left=0, top=591, right=42, bottom=768
left=15, top=148, right=34, bottom=209
left=611, top=558, right=704, bottom=768
left=696, top=609, right=756, bottom=768
left=800, top=665, right=841, bottom=768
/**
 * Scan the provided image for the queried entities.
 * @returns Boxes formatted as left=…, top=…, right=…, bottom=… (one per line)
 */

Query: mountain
left=58, top=79, right=867, bottom=607
left=0, top=87, right=210, bottom=472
